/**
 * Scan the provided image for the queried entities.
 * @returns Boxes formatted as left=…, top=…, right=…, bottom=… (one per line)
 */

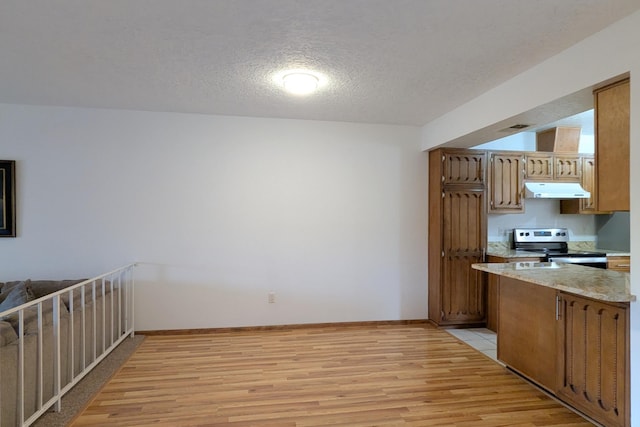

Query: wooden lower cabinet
left=486, top=256, right=541, bottom=332
left=607, top=255, right=631, bottom=272
left=497, top=278, right=630, bottom=426
left=497, top=276, right=558, bottom=392
left=557, top=292, right=629, bottom=427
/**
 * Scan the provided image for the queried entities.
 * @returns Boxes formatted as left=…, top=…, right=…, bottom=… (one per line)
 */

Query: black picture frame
left=0, top=160, right=16, bottom=238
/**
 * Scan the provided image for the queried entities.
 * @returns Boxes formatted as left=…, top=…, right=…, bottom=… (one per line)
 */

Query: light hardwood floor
left=71, top=323, right=593, bottom=426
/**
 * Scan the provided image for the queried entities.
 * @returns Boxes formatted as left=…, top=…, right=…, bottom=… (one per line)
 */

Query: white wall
left=472, top=132, right=594, bottom=153
left=421, top=10, right=640, bottom=422
left=472, top=132, right=536, bottom=151
left=0, top=104, right=428, bottom=330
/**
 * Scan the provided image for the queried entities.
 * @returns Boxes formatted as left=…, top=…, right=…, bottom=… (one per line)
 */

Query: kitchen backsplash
left=487, top=199, right=630, bottom=252
left=487, top=241, right=596, bottom=252
left=487, top=199, right=596, bottom=243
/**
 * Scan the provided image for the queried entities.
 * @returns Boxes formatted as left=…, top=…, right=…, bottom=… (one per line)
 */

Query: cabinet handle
left=555, top=295, right=562, bottom=320
left=616, top=264, right=630, bottom=268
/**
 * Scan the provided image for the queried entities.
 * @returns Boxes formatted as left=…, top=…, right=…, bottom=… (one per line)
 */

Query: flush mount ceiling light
left=274, top=69, right=326, bottom=96
left=283, top=73, right=318, bottom=95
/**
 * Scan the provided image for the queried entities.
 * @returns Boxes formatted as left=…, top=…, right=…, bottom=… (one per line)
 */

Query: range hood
left=524, top=182, right=590, bottom=199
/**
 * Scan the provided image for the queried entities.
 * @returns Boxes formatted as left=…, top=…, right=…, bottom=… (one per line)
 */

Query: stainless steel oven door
left=547, top=256, right=607, bottom=269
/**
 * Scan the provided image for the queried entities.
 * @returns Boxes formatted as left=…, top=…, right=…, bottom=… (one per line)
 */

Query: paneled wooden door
left=595, top=78, right=630, bottom=212
left=489, top=152, right=524, bottom=213
left=440, top=188, right=486, bottom=324
left=579, top=156, right=597, bottom=211
left=557, top=293, right=629, bottom=427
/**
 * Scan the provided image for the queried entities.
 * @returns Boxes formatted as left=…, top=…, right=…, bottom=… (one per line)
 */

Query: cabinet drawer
left=607, top=256, right=630, bottom=272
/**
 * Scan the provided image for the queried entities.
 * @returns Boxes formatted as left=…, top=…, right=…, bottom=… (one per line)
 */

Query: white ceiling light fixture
left=274, top=69, right=326, bottom=96
left=283, top=72, right=319, bottom=95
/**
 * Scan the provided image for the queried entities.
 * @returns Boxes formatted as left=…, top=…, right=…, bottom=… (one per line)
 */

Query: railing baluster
left=110, top=279, right=114, bottom=346
left=118, top=275, right=122, bottom=336
left=68, top=289, right=75, bottom=381
left=18, top=310, right=25, bottom=426
left=92, top=281, right=97, bottom=361
left=0, top=324, right=3, bottom=423
left=53, top=295, right=61, bottom=412
left=128, top=268, right=134, bottom=337
left=36, top=303, right=43, bottom=410
left=101, top=278, right=106, bottom=353
left=81, top=286, right=86, bottom=370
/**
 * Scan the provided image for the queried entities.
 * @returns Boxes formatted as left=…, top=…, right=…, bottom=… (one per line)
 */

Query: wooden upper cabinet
left=553, top=155, right=581, bottom=181
left=560, top=156, right=608, bottom=214
left=524, top=153, right=580, bottom=181
left=488, top=152, right=524, bottom=213
left=525, top=153, right=554, bottom=180
left=579, top=156, right=597, bottom=211
left=595, top=78, right=630, bottom=211
left=442, top=150, right=485, bottom=186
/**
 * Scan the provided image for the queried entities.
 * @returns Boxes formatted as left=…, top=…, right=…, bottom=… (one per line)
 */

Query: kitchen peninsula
left=473, top=261, right=634, bottom=427
left=474, top=262, right=634, bottom=302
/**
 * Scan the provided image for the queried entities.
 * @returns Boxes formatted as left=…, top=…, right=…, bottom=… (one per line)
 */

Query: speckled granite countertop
left=472, top=262, right=635, bottom=303
left=486, top=248, right=547, bottom=258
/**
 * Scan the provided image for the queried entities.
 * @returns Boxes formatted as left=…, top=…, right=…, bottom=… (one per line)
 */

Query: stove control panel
left=513, top=228, right=570, bottom=243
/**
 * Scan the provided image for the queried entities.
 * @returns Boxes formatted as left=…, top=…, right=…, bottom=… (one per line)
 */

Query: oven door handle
left=548, top=256, right=608, bottom=264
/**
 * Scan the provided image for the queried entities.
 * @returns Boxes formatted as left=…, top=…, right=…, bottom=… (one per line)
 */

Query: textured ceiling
left=1, top=0, right=639, bottom=126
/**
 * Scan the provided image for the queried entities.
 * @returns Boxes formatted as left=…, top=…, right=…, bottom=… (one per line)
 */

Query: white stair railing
left=0, top=263, right=136, bottom=427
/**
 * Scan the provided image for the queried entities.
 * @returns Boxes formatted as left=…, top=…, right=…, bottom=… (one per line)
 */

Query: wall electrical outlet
left=268, top=292, right=276, bottom=304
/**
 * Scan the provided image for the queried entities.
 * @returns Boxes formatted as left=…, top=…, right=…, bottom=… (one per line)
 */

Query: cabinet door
left=498, top=277, right=557, bottom=392
left=440, top=189, right=486, bottom=324
left=553, top=155, right=581, bottom=181
left=557, top=293, right=629, bottom=427
left=486, top=256, right=541, bottom=333
left=596, top=79, right=630, bottom=211
left=488, top=153, right=524, bottom=213
left=443, top=151, right=485, bottom=186
left=579, top=156, right=597, bottom=211
left=524, top=153, right=553, bottom=180
left=560, top=156, right=609, bottom=214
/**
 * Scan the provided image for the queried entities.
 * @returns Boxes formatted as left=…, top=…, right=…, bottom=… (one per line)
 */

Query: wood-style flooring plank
left=71, top=324, right=594, bottom=426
